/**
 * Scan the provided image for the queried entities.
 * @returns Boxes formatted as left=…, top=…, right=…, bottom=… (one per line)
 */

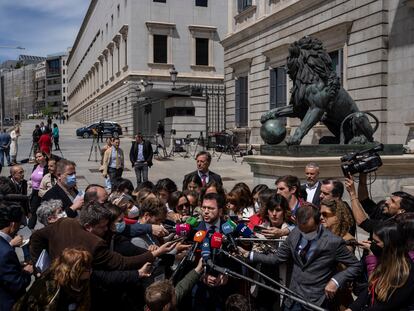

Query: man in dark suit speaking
left=239, top=203, right=360, bottom=310
left=183, top=151, right=222, bottom=189
left=130, top=133, right=153, bottom=186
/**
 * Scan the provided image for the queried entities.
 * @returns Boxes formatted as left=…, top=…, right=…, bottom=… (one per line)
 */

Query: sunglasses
left=321, top=211, right=335, bottom=218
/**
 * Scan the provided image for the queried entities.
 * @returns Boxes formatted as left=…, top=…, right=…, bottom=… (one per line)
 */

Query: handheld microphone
left=186, top=216, right=199, bottom=228
left=221, top=222, right=238, bottom=252
left=187, top=230, right=207, bottom=262
left=175, top=223, right=191, bottom=237
left=211, top=232, right=223, bottom=262
left=226, top=219, right=237, bottom=229
left=201, top=237, right=211, bottom=262
left=236, top=223, right=255, bottom=238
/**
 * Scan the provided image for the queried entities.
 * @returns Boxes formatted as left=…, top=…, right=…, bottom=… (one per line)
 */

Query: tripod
left=217, top=134, right=237, bottom=163
left=88, top=135, right=101, bottom=162
left=193, top=131, right=205, bottom=158
left=154, top=134, right=167, bottom=159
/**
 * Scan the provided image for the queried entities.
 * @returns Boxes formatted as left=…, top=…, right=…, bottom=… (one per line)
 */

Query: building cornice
left=145, top=21, right=176, bottom=30
left=221, top=0, right=327, bottom=48
left=67, top=0, right=98, bottom=65
left=188, top=25, right=217, bottom=33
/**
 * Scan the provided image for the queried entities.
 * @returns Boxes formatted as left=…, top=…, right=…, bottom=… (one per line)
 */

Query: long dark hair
left=369, top=220, right=410, bottom=302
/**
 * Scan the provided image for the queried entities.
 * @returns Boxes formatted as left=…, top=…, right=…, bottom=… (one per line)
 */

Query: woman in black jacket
left=347, top=221, right=414, bottom=311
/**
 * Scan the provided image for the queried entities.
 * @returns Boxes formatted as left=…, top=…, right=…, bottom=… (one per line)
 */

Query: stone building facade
left=222, top=0, right=414, bottom=145
left=67, top=0, right=227, bottom=138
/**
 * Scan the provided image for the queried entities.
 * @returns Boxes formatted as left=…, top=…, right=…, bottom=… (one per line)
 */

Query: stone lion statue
left=260, top=36, right=376, bottom=145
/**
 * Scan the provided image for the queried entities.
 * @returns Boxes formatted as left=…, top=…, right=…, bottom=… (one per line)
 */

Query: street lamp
left=169, top=66, right=178, bottom=90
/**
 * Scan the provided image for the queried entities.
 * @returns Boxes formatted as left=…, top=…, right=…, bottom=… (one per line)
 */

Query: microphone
left=236, top=223, right=255, bottom=238
left=175, top=223, right=191, bottom=237
left=186, top=216, right=199, bottom=228
left=221, top=222, right=238, bottom=252
left=201, top=237, right=211, bottom=262
left=211, top=232, right=223, bottom=262
left=187, top=230, right=207, bottom=262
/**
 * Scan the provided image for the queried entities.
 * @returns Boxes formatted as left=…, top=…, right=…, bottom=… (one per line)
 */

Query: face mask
left=254, top=201, right=260, bottom=211
left=57, top=211, right=67, bottom=219
left=115, top=221, right=126, bottom=233
left=301, top=230, right=318, bottom=241
left=128, top=205, right=140, bottom=219
left=65, top=174, right=77, bottom=187
left=370, top=243, right=383, bottom=257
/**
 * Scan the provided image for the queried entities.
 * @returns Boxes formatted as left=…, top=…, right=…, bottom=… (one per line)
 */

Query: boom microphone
left=0, top=194, right=29, bottom=201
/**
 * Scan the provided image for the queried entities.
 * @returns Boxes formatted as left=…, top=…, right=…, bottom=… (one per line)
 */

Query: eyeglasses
left=321, top=211, right=335, bottom=218
left=201, top=205, right=217, bottom=211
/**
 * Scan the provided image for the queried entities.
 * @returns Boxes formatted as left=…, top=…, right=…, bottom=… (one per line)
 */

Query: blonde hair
left=51, top=248, right=92, bottom=288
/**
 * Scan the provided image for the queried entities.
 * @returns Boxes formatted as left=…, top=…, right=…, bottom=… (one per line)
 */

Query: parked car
left=3, top=117, right=14, bottom=126
left=76, top=121, right=123, bottom=138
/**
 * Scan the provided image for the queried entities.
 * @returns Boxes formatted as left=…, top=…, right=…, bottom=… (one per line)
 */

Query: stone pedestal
left=243, top=154, right=414, bottom=204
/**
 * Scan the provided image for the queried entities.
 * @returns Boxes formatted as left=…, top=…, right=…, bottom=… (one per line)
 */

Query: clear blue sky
left=0, top=0, right=89, bottom=63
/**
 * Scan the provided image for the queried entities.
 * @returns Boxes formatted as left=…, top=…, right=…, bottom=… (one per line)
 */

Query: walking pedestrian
left=62, top=115, right=66, bottom=124
left=52, top=123, right=60, bottom=151
left=47, top=115, right=52, bottom=129
left=10, top=125, right=20, bottom=165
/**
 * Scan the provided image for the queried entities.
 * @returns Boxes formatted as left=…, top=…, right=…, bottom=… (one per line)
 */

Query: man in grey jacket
left=239, top=202, right=361, bottom=311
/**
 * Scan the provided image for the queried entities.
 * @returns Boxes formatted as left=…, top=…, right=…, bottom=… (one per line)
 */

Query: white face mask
left=301, top=230, right=318, bottom=241
left=254, top=201, right=260, bottom=211
left=128, top=205, right=140, bottom=219
left=57, top=211, right=67, bottom=219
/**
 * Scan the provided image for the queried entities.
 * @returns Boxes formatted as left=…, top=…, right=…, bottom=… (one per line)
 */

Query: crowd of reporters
left=1, top=150, right=414, bottom=311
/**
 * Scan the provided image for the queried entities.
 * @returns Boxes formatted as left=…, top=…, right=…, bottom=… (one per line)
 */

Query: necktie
left=299, top=240, right=312, bottom=264
left=208, top=225, right=216, bottom=236
left=201, top=174, right=207, bottom=186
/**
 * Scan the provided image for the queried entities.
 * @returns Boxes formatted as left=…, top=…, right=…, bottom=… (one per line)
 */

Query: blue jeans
left=134, top=162, right=148, bottom=185
left=0, top=148, right=10, bottom=166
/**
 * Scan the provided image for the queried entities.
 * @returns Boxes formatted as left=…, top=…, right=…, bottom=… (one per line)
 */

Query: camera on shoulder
left=340, top=144, right=384, bottom=177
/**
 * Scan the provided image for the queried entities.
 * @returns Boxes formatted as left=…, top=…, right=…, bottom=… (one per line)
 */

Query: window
left=154, top=0, right=166, bottom=2
left=111, top=15, right=113, bottom=27
left=269, top=67, right=287, bottom=110
left=63, top=60, right=65, bottom=66
left=62, top=78, right=65, bottom=83
left=235, top=76, right=248, bottom=127
left=196, top=38, right=209, bottom=66
left=117, top=4, right=120, bottom=17
left=63, top=96, right=66, bottom=101
left=329, top=50, right=343, bottom=85
left=63, top=87, right=66, bottom=93
left=153, top=35, right=168, bottom=63
left=196, top=0, right=208, bottom=6
left=237, top=0, right=252, bottom=12
left=63, top=69, right=65, bottom=74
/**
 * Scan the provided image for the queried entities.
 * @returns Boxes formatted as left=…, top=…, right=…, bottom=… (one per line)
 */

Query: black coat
left=300, top=182, right=321, bottom=207
left=8, top=176, right=29, bottom=215
left=183, top=170, right=222, bottom=188
left=129, top=140, right=153, bottom=167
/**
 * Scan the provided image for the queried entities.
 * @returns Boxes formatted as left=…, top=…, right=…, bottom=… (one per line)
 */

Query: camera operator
left=345, top=174, right=414, bottom=234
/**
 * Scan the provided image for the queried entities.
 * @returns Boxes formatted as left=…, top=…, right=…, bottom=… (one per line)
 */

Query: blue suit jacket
left=0, top=236, right=31, bottom=311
